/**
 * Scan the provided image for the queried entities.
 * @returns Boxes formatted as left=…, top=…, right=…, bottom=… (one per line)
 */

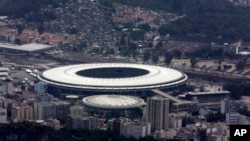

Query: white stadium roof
left=0, top=43, right=53, bottom=52
left=82, top=95, right=145, bottom=109
left=37, top=63, right=188, bottom=91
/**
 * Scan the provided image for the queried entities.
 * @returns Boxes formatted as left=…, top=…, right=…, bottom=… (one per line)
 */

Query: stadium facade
left=37, top=63, right=188, bottom=96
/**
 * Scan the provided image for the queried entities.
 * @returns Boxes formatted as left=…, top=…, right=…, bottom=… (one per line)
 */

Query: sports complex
left=82, top=95, right=145, bottom=109
left=37, top=63, right=188, bottom=95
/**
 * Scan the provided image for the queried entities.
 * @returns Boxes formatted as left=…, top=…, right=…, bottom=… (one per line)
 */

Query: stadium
left=81, top=94, right=146, bottom=118
left=37, top=63, right=188, bottom=95
left=0, top=43, right=55, bottom=55
left=82, top=95, right=145, bottom=109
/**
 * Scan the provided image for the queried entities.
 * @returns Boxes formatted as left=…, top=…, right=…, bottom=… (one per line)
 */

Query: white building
left=69, top=115, right=105, bottom=130
left=70, top=105, right=86, bottom=117
left=226, top=112, right=240, bottom=125
left=169, top=114, right=182, bottom=129
left=124, top=122, right=151, bottom=139
left=36, top=118, right=61, bottom=130
left=45, top=118, right=61, bottom=130
left=221, top=98, right=230, bottom=114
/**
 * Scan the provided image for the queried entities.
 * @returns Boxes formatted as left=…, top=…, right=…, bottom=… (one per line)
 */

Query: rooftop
left=0, top=43, right=54, bottom=52
left=82, top=95, right=145, bottom=109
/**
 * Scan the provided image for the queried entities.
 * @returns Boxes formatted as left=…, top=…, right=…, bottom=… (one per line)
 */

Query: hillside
left=101, top=0, right=250, bottom=41
left=0, top=0, right=68, bottom=18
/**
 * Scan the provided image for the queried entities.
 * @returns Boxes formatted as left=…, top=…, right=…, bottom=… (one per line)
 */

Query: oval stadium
left=37, top=63, right=188, bottom=95
left=82, top=95, right=145, bottom=109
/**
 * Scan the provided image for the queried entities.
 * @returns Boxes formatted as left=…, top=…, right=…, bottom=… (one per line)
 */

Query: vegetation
left=223, top=83, right=250, bottom=99
left=236, top=60, right=247, bottom=70
left=101, top=0, right=250, bottom=41
left=185, top=46, right=237, bottom=59
left=206, top=112, right=225, bottom=122
left=0, top=121, right=162, bottom=141
left=0, top=0, right=67, bottom=22
left=164, top=52, right=173, bottom=65
left=237, top=108, right=250, bottom=117
left=190, top=57, right=198, bottom=68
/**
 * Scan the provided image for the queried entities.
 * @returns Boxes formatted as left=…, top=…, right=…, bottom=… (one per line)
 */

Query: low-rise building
left=34, top=101, right=70, bottom=120
left=11, top=103, right=33, bottom=122
left=67, top=115, right=105, bottom=130
left=124, top=122, right=151, bottom=139
left=107, top=118, right=151, bottom=139
left=0, top=108, right=7, bottom=123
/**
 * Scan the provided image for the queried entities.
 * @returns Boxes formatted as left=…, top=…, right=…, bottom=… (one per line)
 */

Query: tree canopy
left=0, top=121, right=161, bottom=141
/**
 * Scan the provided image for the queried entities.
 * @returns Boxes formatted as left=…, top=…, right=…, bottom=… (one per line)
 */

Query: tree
left=164, top=52, right=173, bottom=65
left=147, top=42, right=153, bottom=48
left=15, top=38, right=22, bottom=45
left=236, top=60, right=246, bottom=70
left=16, top=24, right=24, bottom=34
left=152, top=54, right=159, bottom=64
left=109, top=48, right=115, bottom=54
left=120, top=35, right=126, bottom=45
left=143, top=51, right=151, bottom=62
left=38, top=24, right=45, bottom=35
left=139, top=23, right=151, bottom=32
left=190, top=57, right=198, bottom=68
left=173, top=50, right=182, bottom=58
left=155, top=41, right=163, bottom=49
left=206, top=112, right=225, bottom=122
left=130, top=30, right=145, bottom=41
left=223, top=83, right=250, bottom=99
left=69, top=27, right=78, bottom=34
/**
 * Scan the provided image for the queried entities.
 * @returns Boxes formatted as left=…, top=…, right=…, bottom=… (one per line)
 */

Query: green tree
left=38, top=24, right=45, bottom=35
left=164, top=52, right=173, bottom=65
left=130, top=30, right=145, bottom=41
left=15, top=38, right=22, bottom=45
left=16, top=24, right=24, bottom=34
left=143, top=51, right=151, bottom=62
left=155, top=41, right=163, bottom=49
left=190, top=57, right=198, bottom=68
left=206, top=112, right=225, bottom=122
left=120, top=35, right=126, bottom=45
left=152, top=54, right=159, bottom=64
left=236, top=60, right=246, bottom=70
left=139, top=23, right=151, bottom=32
left=173, top=50, right=182, bottom=58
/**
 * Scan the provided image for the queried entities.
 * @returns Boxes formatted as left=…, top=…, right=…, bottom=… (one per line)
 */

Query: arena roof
left=66, top=95, right=79, bottom=99
left=37, top=63, right=188, bottom=91
left=82, top=95, right=145, bottom=109
left=0, top=43, right=54, bottom=52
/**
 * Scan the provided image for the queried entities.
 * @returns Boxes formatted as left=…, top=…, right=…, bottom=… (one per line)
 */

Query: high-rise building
left=146, top=96, right=169, bottom=132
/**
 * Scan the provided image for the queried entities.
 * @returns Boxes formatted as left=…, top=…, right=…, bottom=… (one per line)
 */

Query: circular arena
left=37, top=63, right=188, bottom=95
left=82, top=95, right=145, bottom=109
